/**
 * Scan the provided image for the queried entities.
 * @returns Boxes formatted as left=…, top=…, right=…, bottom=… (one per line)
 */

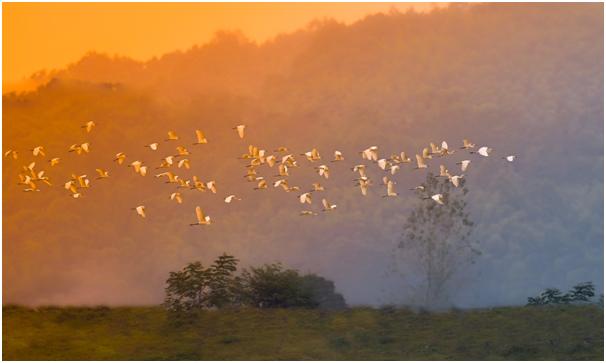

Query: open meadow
left=3, top=305, right=603, bottom=360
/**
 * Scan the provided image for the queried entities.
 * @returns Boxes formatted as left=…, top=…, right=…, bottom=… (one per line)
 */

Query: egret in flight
left=332, top=151, right=344, bottom=162
left=383, top=180, right=398, bottom=197
left=114, top=152, right=126, bottom=165
left=4, top=150, right=18, bottom=160
left=133, top=206, right=146, bottom=218
left=190, top=206, right=211, bottom=226
left=145, top=143, right=159, bottom=151
left=415, top=154, right=428, bottom=169
left=299, top=192, right=312, bottom=204
left=233, top=125, right=246, bottom=139
left=32, top=146, right=45, bottom=157
left=82, top=121, right=95, bottom=133
left=170, top=192, right=183, bottom=204
left=322, top=198, right=337, bottom=211
left=194, top=130, right=208, bottom=145
left=49, top=158, right=60, bottom=167
left=95, top=169, right=109, bottom=179
left=457, top=159, right=471, bottom=172
left=224, top=195, right=241, bottom=203
left=165, top=131, right=179, bottom=141
left=461, top=139, right=475, bottom=150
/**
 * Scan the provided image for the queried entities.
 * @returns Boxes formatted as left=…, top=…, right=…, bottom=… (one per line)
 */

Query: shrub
left=527, top=282, right=597, bottom=306
left=239, top=263, right=316, bottom=308
left=164, top=255, right=346, bottom=310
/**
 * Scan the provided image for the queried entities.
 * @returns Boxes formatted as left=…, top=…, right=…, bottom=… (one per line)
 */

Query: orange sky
left=3, top=2, right=442, bottom=90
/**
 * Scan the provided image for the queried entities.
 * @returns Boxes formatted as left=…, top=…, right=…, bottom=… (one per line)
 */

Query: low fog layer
left=3, top=3, right=603, bottom=307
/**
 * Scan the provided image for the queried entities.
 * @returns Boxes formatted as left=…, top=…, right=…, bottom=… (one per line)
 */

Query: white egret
left=165, top=131, right=179, bottom=141
left=193, top=130, right=208, bottom=145
left=190, top=206, right=212, bottom=226
left=145, top=143, right=159, bottom=151
left=206, top=181, right=217, bottom=194
left=95, top=169, right=109, bottom=179
left=457, top=159, right=471, bottom=172
left=175, top=146, right=190, bottom=156
left=32, top=146, right=45, bottom=157
left=178, top=159, right=190, bottom=169
left=49, top=158, right=60, bottom=167
left=322, top=198, right=337, bottom=211
left=82, top=121, right=95, bottom=133
left=383, top=180, right=398, bottom=197
left=4, top=150, right=18, bottom=160
left=170, top=192, right=183, bottom=204
left=224, top=195, right=241, bottom=203
left=233, top=125, right=246, bottom=139
left=415, top=154, right=428, bottom=169
left=476, top=146, right=492, bottom=157
left=114, top=152, right=126, bottom=165
left=134, top=206, right=146, bottom=218
left=299, top=192, right=312, bottom=204
left=461, top=139, right=475, bottom=150
left=332, top=151, right=344, bottom=162
left=315, top=164, right=330, bottom=179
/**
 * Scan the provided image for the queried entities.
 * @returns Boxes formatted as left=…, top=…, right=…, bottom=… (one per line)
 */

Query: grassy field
left=3, top=305, right=603, bottom=360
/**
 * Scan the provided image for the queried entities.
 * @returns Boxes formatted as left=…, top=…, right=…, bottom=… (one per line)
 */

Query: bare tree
left=396, top=172, right=480, bottom=309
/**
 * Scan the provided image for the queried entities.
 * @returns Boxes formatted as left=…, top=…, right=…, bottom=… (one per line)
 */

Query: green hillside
left=3, top=305, right=603, bottom=360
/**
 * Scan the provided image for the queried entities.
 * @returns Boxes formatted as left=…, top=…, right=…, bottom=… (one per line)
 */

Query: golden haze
left=3, top=2, right=442, bottom=92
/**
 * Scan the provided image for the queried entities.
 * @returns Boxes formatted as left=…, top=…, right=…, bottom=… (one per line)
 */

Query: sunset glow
left=3, top=2, right=441, bottom=92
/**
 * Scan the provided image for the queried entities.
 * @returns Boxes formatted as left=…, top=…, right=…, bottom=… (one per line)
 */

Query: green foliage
left=527, top=282, right=597, bottom=306
left=239, top=263, right=316, bottom=308
left=568, top=282, right=595, bottom=302
left=4, top=305, right=603, bottom=360
left=164, top=254, right=240, bottom=311
left=300, top=274, right=347, bottom=310
left=397, top=173, right=479, bottom=308
left=165, top=255, right=346, bottom=310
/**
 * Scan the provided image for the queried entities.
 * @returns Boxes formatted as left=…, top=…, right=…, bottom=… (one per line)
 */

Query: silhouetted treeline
left=164, top=254, right=346, bottom=311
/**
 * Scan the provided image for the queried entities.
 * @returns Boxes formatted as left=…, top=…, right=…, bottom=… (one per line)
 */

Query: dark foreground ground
left=3, top=305, right=603, bottom=360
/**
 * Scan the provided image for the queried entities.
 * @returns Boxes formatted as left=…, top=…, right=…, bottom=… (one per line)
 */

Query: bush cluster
left=164, top=254, right=346, bottom=311
left=526, top=282, right=596, bottom=306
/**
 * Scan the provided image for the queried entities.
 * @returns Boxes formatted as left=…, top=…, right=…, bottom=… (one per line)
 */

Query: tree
left=207, top=254, right=240, bottom=308
left=239, top=263, right=316, bottom=308
left=540, top=288, right=569, bottom=305
left=396, top=172, right=479, bottom=309
left=299, top=274, right=347, bottom=309
left=164, top=253, right=240, bottom=311
left=567, top=281, right=595, bottom=303
left=164, top=261, right=210, bottom=312
left=527, top=282, right=596, bottom=306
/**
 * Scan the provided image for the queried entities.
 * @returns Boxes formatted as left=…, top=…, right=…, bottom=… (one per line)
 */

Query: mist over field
left=3, top=3, right=603, bottom=308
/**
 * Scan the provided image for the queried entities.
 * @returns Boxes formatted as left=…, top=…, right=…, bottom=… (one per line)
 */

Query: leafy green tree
left=164, top=261, right=210, bottom=311
left=567, top=282, right=595, bottom=303
left=208, top=254, right=240, bottom=308
left=240, top=263, right=316, bottom=308
left=300, top=274, right=347, bottom=309
left=397, top=173, right=479, bottom=308
left=527, top=296, right=546, bottom=306
left=164, top=254, right=240, bottom=311
left=540, top=288, right=570, bottom=305
left=527, top=282, right=596, bottom=306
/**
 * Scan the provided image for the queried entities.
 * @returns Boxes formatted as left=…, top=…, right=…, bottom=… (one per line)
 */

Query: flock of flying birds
left=6, top=121, right=516, bottom=226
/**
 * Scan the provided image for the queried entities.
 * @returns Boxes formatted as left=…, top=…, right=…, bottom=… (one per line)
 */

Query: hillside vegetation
left=3, top=305, right=603, bottom=360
